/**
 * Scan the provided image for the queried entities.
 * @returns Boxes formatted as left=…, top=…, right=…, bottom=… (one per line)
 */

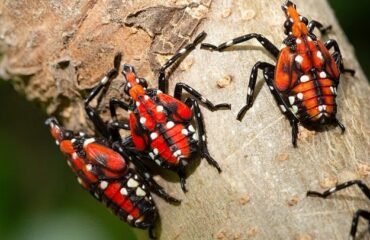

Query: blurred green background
left=0, top=1, right=369, bottom=240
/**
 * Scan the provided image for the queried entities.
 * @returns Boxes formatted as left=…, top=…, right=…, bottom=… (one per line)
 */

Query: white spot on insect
left=140, top=117, right=146, bottom=124
left=182, top=128, right=189, bottom=136
left=316, top=51, right=323, bottom=60
left=94, top=192, right=100, bottom=199
left=200, top=97, right=207, bottom=103
left=100, top=76, right=109, bottom=84
left=173, top=149, right=182, bottom=157
left=280, top=105, right=287, bottom=112
left=144, top=95, right=149, bottom=100
left=197, top=113, right=201, bottom=117
left=127, top=215, right=134, bottom=221
left=136, top=187, right=146, bottom=197
left=260, top=40, right=265, bottom=44
left=71, top=138, right=76, bottom=143
left=166, top=121, right=175, bottom=129
left=150, top=132, right=158, bottom=140
left=319, top=71, right=327, bottom=78
left=247, top=87, right=253, bottom=96
left=188, top=125, right=195, bottom=132
left=149, top=152, right=155, bottom=159
left=307, top=36, right=313, bottom=42
left=329, top=187, right=336, bottom=193
left=72, top=152, right=78, bottom=160
left=153, top=148, right=159, bottom=155
left=289, top=96, right=295, bottom=105
left=67, top=161, right=72, bottom=167
left=202, top=135, right=206, bottom=141
left=318, top=105, right=326, bottom=111
left=300, top=75, right=310, bottom=83
left=136, top=101, right=140, bottom=107
left=156, top=105, right=164, bottom=112
left=226, top=40, right=233, bottom=46
left=291, top=105, right=298, bottom=113
left=86, top=164, right=92, bottom=172
left=120, top=187, right=128, bottom=196
left=77, top=177, right=83, bottom=185
left=330, top=86, right=336, bottom=95
left=134, top=175, right=139, bottom=180
left=295, top=55, right=303, bottom=64
left=269, top=85, right=274, bottom=90
left=127, top=178, right=139, bottom=188
left=156, top=90, right=162, bottom=94
left=155, top=159, right=161, bottom=165
left=100, top=181, right=108, bottom=190
left=296, top=38, right=302, bottom=44
left=323, top=105, right=327, bottom=110
left=179, top=48, right=187, bottom=54
left=55, top=140, right=60, bottom=145
left=83, top=138, right=95, bottom=147
left=289, top=17, right=294, bottom=22
left=297, top=93, right=304, bottom=100
left=127, top=83, right=132, bottom=88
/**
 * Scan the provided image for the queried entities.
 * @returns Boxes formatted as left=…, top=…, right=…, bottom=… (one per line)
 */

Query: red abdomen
left=274, top=36, right=340, bottom=123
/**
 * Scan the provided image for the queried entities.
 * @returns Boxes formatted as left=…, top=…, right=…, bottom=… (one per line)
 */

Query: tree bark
left=1, top=0, right=369, bottom=239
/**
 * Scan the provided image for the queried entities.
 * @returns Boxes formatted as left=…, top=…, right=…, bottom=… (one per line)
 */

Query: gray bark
left=1, top=0, right=369, bottom=239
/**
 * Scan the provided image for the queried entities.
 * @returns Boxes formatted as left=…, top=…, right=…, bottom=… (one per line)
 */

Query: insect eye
left=301, top=17, right=308, bottom=25
left=139, top=78, right=148, bottom=89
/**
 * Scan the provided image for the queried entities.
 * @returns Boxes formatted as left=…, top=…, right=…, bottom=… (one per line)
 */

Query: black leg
left=307, top=20, right=332, bottom=35
left=237, top=62, right=299, bottom=146
left=201, top=33, right=279, bottom=58
left=307, top=180, right=370, bottom=199
left=236, top=61, right=275, bottom=121
left=185, top=98, right=222, bottom=173
left=334, top=118, right=346, bottom=133
left=177, top=167, right=187, bottom=193
left=350, top=209, right=370, bottom=240
left=325, top=39, right=355, bottom=76
left=174, top=83, right=231, bottom=111
left=84, top=53, right=121, bottom=139
left=148, top=225, right=156, bottom=240
left=158, top=31, right=207, bottom=93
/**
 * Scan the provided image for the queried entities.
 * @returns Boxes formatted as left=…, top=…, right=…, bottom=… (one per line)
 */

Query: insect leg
left=324, top=39, right=355, bottom=76
left=158, top=32, right=207, bottom=93
left=174, top=83, right=231, bottom=111
left=242, top=64, right=299, bottom=146
left=184, top=98, right=222, bottom=173
left=307, top=180, right=370, bottom=199
left=237, top=61, right=275, bottom=121
left=84, top=53, right=121, bottom=138
left=307, top=20, right=332, bottom=35
left=350, top=209, right=370, bottom=240
left=201, top=33, right=279, bottom=58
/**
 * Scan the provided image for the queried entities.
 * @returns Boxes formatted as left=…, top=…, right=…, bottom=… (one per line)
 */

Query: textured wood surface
left=1, top=0, right=369, bottom=239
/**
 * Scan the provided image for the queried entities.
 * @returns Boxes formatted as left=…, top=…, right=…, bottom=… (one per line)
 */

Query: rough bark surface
left=1, top=0, right=369, bottom=240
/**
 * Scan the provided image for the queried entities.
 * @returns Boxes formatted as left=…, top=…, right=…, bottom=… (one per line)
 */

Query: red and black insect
left=201, top=0, right=355, bottom=146
left=307, top=180, right=370, bottom=239
left=90, top=32, right=231, bottom=191
left=45, top=54, right=179, bottom=239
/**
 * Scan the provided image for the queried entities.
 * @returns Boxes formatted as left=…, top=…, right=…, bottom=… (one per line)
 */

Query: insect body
left=201, top=0, right=354, bottom=146
left=46, top=54, right=179, bottom=239
left=97, top=32, right=231, bottom=191
left=46, top=118, right=158, bottom=233
left=307, top=180, right=370, bottom=240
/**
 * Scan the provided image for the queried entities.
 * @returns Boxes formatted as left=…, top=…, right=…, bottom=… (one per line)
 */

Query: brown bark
left=1, top=0, right=369, bottom=240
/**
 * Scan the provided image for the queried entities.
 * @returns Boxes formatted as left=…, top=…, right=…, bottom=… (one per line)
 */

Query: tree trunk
left=1, top=0, right=369, bottom=239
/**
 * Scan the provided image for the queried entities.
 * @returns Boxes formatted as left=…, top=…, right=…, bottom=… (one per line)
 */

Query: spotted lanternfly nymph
left=201, top=0, right=355, bottom=146
left=307, top=180, right=370, bottom=239
left=45, top=54, right=180, bottom=240
left=89, top=32, right=231, bottom=192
